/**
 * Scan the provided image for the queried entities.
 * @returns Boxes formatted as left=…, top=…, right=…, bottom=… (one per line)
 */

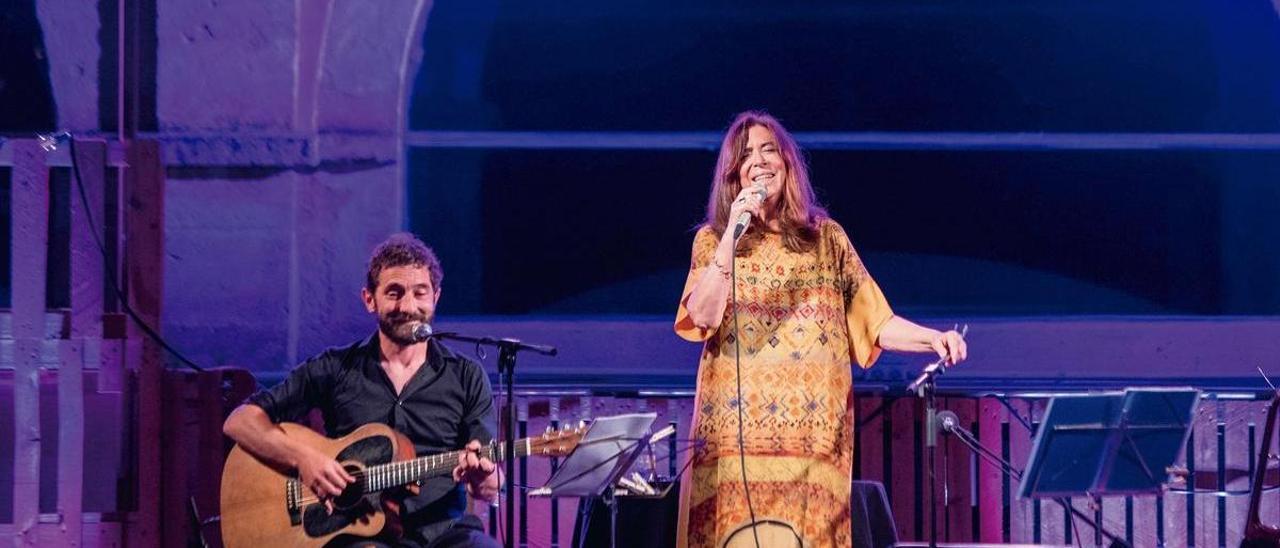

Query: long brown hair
left=704, top=110, right=827, bottom=252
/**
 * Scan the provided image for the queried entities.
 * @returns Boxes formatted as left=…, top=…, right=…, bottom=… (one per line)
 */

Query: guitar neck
left=361, top=438, right=528, bottom=493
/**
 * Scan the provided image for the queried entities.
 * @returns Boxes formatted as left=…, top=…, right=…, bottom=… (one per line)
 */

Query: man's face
left=362, top=265, right=440, bottom=346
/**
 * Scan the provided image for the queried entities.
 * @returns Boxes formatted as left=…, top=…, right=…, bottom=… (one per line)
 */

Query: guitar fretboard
left=362, top=438, right=530, bottom=492
left=286, top=437, right=533, bottom=505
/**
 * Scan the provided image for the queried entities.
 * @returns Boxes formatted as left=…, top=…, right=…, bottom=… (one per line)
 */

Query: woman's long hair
left=704, top=110, right=827, bottom=252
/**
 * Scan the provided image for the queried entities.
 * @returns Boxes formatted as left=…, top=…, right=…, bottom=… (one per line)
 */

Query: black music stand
left=529, top=413, right=659, bottom=548
left=1019, top=387, right=1200, bottom=499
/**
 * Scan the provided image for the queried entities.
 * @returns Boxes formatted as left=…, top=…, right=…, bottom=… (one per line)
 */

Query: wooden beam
left=975, top=398, right=1005, bottom=543
left=888, top=397, right=918, bottom=542
left=9, top=140, right=48, bottom=547
left=0, top=516, right=122, bottom=546
left=68, top=140, right=106, bottom=340
left=123, top=140, right=165, bottom=547
left=53, top=341, right=83, bottom=547
left=52, top=138, right=106, bottom=547
left=1006, top=399, right=1035, bottom=544
left=195, top=370, right=227, bottom=546
left=160, top=372, right=188, bottom=548
left=857, top=395, right=885, bottom=483
left=943, top=397, right=977, bottom=542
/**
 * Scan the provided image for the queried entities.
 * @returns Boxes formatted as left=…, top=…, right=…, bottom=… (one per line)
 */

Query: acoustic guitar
left=220, top=422, right=584, bottom=547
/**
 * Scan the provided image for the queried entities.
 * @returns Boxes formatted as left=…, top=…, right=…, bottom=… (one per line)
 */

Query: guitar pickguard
left=300, top=434, right=395, bottom=538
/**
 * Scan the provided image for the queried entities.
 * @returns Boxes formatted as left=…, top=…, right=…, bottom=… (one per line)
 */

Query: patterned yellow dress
left=674, top=219, right=894, bottom=548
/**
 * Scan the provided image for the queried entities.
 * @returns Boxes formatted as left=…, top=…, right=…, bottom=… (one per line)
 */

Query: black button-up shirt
left=248, top=333, right=495, bottom=527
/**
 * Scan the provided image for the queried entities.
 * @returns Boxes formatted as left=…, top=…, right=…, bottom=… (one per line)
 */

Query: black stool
left=851, top=480, right=898, bottom=548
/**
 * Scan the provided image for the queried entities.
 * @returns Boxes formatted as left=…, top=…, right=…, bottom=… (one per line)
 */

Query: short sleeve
left=457, top=358, right=496, bottom=445
left=827, top=221, right=894, bottom=368
left=245, top=355, right=333, bottom=423
left=673, top=226, right=720, bottom=342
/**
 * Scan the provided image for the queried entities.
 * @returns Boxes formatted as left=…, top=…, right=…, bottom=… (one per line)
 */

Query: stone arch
left=285, top=0, right=438, bottom=360
left=153, top=0, right=441, bottom=368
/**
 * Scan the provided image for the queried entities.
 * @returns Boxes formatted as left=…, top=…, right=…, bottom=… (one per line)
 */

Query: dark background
left=4, top=0, right=1279, bottom=317
left=405, top=0, right=1280, bottom=316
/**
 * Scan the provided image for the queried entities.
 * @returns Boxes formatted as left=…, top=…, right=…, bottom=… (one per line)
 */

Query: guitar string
left=289, top=436, right=563, bottom=503
left=291, top=449, right=478, bottom=503
left=294, top=434, right=566, bottom=485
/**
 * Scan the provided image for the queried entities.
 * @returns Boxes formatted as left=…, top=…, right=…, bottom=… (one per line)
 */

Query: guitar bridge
left=285, top=478, right=303, bottom=526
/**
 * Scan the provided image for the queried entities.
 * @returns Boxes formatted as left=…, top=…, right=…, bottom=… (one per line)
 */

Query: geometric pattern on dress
left=674, top=220, right=893, bottom=548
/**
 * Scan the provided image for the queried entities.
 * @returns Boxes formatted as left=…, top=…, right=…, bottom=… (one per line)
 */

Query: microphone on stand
left=935, top=410, right=960, bottom=434
left=905, top=324, right=969, bottom=394
left=731, top=181, right=768, bottom=239
left=411, top=322, right=557, bottom=356
left=906, top=355, right=950, bottom=394
left=411, top=322, right=434, bottom=342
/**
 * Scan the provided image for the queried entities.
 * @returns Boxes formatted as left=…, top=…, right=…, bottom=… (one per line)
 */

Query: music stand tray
left=1018, top=387, right=1200, bottom=499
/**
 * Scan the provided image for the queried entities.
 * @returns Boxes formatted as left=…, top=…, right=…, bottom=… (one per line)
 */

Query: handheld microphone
left=411, top=322, right=433, bottom=342
left=731, top=182, right=767, bottom=239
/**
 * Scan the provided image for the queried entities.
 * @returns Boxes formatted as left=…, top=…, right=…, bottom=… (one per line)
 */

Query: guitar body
left=220, top=422, right=416, bottom=548
left=221, top=419, right=584, bottom=547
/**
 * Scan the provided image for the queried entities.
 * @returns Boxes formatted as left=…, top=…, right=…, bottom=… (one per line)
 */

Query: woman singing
left=675, top=111, right=968, bottom=548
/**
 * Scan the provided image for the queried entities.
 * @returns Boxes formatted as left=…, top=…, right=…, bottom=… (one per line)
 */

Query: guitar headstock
left=531, top=421, right=588, bottom=457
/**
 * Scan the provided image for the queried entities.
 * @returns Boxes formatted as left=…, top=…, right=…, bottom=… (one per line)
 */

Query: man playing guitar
left=223, top=233, right=501, bottom=548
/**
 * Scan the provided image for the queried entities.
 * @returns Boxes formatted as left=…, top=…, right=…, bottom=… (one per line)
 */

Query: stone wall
left=36, top=0, right=434, bottom=371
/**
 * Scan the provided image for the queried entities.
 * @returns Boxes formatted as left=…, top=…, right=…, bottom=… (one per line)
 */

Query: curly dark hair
left=365, top=233, right=443, bottom=292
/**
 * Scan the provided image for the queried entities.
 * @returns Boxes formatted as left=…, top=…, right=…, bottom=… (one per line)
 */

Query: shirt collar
left=360, top=331, right=458, bottom=371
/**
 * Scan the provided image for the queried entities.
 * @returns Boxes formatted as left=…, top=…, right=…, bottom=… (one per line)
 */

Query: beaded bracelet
left=711, top=256, right=732, bottom=280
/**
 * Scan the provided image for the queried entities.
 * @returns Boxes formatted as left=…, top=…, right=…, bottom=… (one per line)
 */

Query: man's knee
left=426, top=516, right=499, bottom=548
left=429, top=529, right=498, bottom=548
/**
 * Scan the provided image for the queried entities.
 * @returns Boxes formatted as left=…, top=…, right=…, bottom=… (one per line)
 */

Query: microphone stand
left=430, top=331, right=557, bottom=548
left=908, top=359, right=944, bottom=548
left=905, top=325, right=966, bottom=548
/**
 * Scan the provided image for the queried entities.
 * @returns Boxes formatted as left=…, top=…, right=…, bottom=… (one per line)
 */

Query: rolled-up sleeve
left=246, top=356, right=331, bottom=423
left=458, top=360, right=496, bottom=445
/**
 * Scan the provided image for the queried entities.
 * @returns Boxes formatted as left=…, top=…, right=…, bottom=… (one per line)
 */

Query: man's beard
left=378, top=311, right=430, bottom=346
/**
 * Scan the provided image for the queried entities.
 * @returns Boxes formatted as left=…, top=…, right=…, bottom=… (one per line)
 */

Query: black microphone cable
left=730, top=242, right=762, bottom=548
left=64, top=134, right=205, bottom=372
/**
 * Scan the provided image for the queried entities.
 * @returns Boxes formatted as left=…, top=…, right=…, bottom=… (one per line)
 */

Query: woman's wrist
left=710, top=238, right=736, bottom=281
left=710, top=256, right=732, bottom=280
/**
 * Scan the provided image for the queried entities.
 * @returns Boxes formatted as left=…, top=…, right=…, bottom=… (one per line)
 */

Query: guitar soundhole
left=300, top=434, right=395, bottom=538
left=332, top=463, right=366, bottom=509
